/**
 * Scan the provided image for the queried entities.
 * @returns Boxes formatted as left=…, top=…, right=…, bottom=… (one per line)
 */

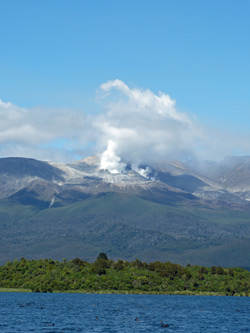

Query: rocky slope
left=1, top=155, right=250, bottom=267
left=1, top=155, right=250, bottom=208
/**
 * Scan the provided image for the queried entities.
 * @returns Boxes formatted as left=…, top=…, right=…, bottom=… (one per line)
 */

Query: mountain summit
left=1, top=155, right=250, bottom=267
left=1, top=155, right=250, bottom=208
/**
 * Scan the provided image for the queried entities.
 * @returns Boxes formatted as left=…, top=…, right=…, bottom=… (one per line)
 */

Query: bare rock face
left=203, top=156, right=250, bottom=191
left=1, top=155, right=250, bottom=208
left=0, top=157, right=65, bottom=199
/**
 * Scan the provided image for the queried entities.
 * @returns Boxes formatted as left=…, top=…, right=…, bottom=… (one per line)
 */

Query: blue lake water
left=0, top=293, right=250, bottom=332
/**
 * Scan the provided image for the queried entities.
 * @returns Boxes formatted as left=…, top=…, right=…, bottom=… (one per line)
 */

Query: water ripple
left=0, top=293, right=249, bottom=332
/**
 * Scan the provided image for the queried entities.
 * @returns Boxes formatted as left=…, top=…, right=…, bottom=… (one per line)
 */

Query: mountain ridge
left=1, top=155, right=250, bottom=267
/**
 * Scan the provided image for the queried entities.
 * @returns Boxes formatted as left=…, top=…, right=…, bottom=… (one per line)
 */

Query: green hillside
left=1, top=192, right=250, bottom=267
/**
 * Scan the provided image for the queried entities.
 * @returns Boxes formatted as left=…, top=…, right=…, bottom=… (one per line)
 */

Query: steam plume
left=96, top=79, right=202, bottom=174
left=1, top=80, right=250, bottom=165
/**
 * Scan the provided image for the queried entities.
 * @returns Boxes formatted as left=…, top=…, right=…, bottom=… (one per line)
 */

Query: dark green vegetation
left=1, top=192, right=250, bottom=268
left=2, top=156, right=250, bottom=268
left=1, top=256, right=250, bottom=296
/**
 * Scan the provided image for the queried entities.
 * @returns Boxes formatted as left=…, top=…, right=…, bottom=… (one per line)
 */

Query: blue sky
left=0, top=0, right=249, bottom=163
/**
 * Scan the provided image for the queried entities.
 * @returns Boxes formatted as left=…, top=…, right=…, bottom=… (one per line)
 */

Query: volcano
left=1, top=155, right=250, bottom=268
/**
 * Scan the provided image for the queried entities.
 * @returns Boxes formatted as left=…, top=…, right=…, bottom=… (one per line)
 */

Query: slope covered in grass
left=1, top=192, right=250, bottom=267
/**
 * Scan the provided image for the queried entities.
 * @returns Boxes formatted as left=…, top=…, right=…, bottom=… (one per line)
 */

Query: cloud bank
left=0, top=99, right=92, bottom=162
left=1, top=80, right=250, bottom=169
left=95, top=79, right=203, bottom=174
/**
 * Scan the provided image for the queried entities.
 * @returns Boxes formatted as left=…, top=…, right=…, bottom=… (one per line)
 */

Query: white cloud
left=99, top=79, right=189, bottom=122
left=1, top=80, right=250, bottom=167
left=0, top=98, right=92, bottom=162
left=96, top=80, right=204, bottom=173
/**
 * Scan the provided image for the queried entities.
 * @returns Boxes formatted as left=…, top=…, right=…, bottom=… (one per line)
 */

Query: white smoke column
left=100, top=140, right=126, bottom=174
left=132, top=165, right=152, bottom=179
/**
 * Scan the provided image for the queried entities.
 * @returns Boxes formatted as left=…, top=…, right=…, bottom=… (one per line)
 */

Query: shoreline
left=0, top=288, right=247, bottom=297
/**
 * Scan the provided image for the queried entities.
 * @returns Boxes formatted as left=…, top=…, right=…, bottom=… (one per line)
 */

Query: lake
left=0, top=292, right=249, bottom=332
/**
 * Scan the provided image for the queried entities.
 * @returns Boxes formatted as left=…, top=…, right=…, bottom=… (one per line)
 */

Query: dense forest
left=0, top=254, right=250, bottom=296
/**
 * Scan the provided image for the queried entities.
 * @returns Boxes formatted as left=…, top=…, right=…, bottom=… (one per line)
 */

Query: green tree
left=216, top=266, right=225, bottom=275
left=92, top=259, right=107, bottom=275
left=211, top=266, right=217, bottom=275
left=199, top=266, right=208, bottom=274
left=71, top=258, right=86, bottom=267
left=113, top=260, right=124, bottom=271
left=97, top=252, right=108, bottom=260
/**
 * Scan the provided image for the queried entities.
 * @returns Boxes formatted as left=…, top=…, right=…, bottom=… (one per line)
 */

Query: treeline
left=0, top=254, right=250, bottom=296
